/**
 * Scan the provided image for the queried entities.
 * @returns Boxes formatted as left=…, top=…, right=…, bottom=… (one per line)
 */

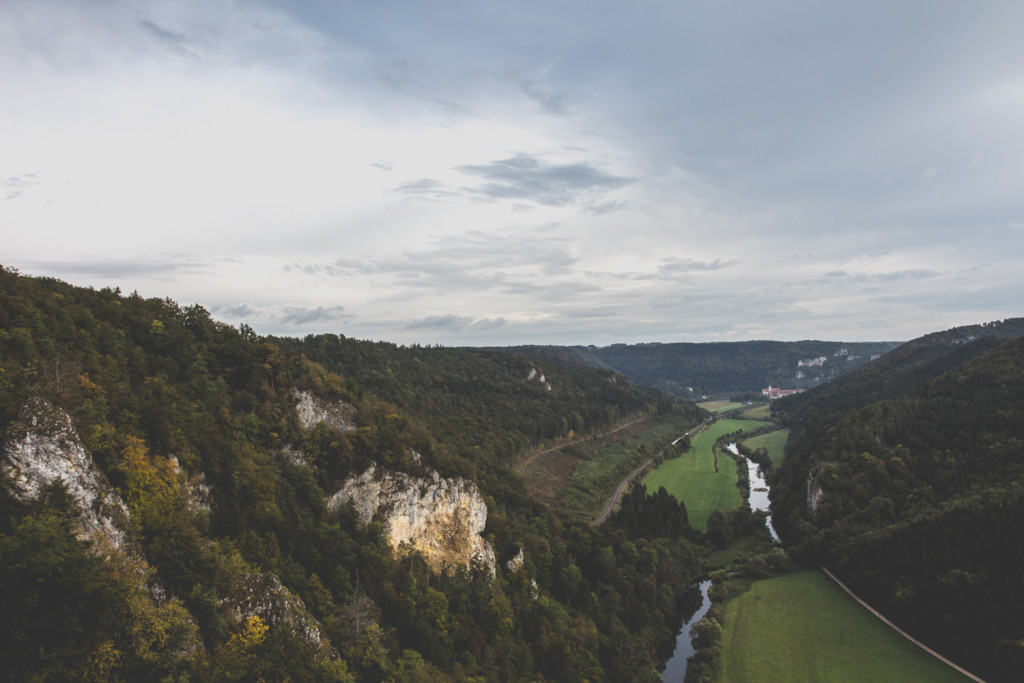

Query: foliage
left=0, top=267, right=705, bottom=681
left=773, top=332, right=1024, bottom=681
left=505, top=340, right=899, bottom=397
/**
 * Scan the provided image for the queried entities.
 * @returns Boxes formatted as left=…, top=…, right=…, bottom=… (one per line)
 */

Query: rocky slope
left=328, top=465, right=496, bottom=576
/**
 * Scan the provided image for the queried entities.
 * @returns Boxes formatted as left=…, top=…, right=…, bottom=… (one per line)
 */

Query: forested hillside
left=505, top=340, right=899, bottom=398
left=0, top=267, right=704, bottom=682
left=772, top=327, right=1024, bottom=681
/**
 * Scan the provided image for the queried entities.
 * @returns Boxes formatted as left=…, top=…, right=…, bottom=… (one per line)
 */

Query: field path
left=821, top=567, right=984, bottom=682
left=515, top=415, right=648, bottom=473
left=591, top=419, right=712, bottom=527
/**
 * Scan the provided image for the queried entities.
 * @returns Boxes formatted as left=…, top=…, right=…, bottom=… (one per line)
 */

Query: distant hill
left=774, top=318, right=1024, bottom=429
left=771, top=318, right=1024, bottom=681
left=501, top=340, right=901, bottom=398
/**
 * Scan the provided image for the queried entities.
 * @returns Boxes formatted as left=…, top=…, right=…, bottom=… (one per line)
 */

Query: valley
left=0, top=268, right=1019, bottom=682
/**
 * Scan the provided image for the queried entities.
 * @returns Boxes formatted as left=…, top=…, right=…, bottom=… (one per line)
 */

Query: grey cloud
left=405, top=314, right=507, bottom=332
left=658, top=258, right=738, bottom=275
left=215, top=304, right=256, bottom=318
left=27, top=258, right=206, bottom=279
left=456, top=154, right=632, bottom=207
left=370, top=161, right=393, bottom=171
left=394, top=178, right=458, bottom=200
left=279, top=305, right=347, bottom=326
left=138, top=20, right=198, bottom=59
left=4, top=173, right=39, bottom=200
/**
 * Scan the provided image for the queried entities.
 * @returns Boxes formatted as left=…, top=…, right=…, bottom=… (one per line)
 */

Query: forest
left=772, top=326, right=1024, bottom=681
left=0, top=267, right=709, bottom=682
left=504, top=339, right=899, bottom=398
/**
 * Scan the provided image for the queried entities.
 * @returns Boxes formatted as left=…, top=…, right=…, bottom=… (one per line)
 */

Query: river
left=661, top=435, right=783, bottom=680
left=727, top=442, right=781, bottom=543
left=661, top=579, right=712, bottom=682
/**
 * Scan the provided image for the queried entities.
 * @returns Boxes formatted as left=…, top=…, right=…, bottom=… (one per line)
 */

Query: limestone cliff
left=222, top=572, right=334, bottom=660
left=294, top=389, right=356, bottom=433
left=328, top=466, right=496, bottom=576
left=2, top=398, right=129, bottom=549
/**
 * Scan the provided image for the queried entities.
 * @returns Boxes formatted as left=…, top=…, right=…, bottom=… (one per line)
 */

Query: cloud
left=3, top=173, right=39, bottom=200
left=455, top=154, right=632, bottom=207
left=25, top=258, right=207, bottom=280
left=279, top=305, right=347, bottom=326
left=658, top=258, right=738, bottom=275
left=404, top=314, right=506, bottom=332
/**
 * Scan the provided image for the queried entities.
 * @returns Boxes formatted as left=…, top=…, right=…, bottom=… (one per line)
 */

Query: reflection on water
left=661, top=579, right=712, bottom=682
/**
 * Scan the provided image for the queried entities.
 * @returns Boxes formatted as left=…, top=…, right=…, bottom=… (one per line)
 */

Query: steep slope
left=0, top=267, right=703, bottom=682
left=772, top=333, right=1024, bottom=681
left=774, top=317, right=1024, bottom=428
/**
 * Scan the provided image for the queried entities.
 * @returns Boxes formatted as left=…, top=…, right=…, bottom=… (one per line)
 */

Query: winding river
left=661, top=437, right=782, bottom=680
left=661, top=579, right=712, bottom=682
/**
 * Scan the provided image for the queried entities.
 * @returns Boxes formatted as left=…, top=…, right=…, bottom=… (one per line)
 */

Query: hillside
left=772, top=326, right=1024, bottom=681
left=0, top=267, right=705, bottom=682
left=504, top=340, right=900, bottom=398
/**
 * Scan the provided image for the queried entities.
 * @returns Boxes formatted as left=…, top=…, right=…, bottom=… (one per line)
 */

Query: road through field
left=592, top=418, right=712, bottom=526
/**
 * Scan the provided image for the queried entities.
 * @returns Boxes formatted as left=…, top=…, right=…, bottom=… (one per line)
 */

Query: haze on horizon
left=3, top=0, right=1024, bottom=346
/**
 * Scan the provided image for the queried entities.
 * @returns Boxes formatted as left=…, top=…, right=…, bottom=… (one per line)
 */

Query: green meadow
left=741, top=428, right=790, bottom=468
left=643, top=418, right=764, bottom=531
left=738, top=403, right=772, bottom=420
left=698, top=400, right=745, bottom=414
left=716, top=571, right=969, bottom=682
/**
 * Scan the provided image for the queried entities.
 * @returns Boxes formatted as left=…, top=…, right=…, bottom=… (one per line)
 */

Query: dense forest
left=772, top=322, right=1024, bottom=681
left=0, top=267, right=707, bottom=682
left=504, top=340, right=899, bottom=398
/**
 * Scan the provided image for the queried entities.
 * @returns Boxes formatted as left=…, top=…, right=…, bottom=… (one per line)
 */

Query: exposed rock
left=294, top=389, right=357, bottom=433
left=328, top=466, right=496, bottom=576
left=506, top=547, right=526, bottom=573
left=526, top=367, right=552, bottom=392
left=278, top=445, right=311, bottom=468
left=169, top=456, right=212, bottom=514
left=222, top=572, right=334, bottom=659
left=2, top=398, right=129, bottom=549
left=806, top=466, right=826, bottom=520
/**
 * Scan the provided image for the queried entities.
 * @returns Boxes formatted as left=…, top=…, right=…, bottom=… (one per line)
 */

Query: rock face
left=328, top=466, right=496, bottom=576
left=2, top=398, right=129, bottom=549
left=222, top=572, right=333, bottom=659
left=294, top=390, right=356, bottom=433
left=806, top=466, right=826, bottom=520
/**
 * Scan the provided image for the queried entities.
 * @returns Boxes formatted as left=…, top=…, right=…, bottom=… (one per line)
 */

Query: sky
left=3, top=0, right=1024, bottom=346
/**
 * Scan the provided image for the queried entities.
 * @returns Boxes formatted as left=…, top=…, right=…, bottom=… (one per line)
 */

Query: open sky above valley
left=3, top=0, right=1024, bottom=345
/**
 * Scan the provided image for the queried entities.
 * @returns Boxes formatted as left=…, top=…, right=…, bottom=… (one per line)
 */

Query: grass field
left=522, top=414, right=696, bottom=522
left=716, top=571, right=969, bottom=683
left=741, top=428, right=790, bottom=468
left=738, top=403, right=772, bottom=420
left=643, top=418, right=765, bottom=531
left=698, top=400, right=745, bottom=414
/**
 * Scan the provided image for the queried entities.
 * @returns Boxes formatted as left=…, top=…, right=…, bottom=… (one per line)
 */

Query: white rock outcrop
left=806, top=466, right=826, bottom=519
left=294, top=389, right=357, bottom=432
left=328, top=466, right=496, bottom=576
left=2, top=398, right=129, bottom=549
left=222, top=572, right=334, bottom=659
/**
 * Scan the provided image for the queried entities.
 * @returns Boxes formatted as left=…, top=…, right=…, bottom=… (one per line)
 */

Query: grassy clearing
left=643, top=418, right=765, bottom=531
left=532, top=414, right=694, bottom=522
left=698, top=400, right=745, bottom=414
left=741, top=428, right=790, bottom=468
left=717, top=571, right=969, bottom=683
left=738, top=403, right=772, bottom=420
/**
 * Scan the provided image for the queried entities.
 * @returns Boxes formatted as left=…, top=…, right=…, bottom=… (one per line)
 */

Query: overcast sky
left=4, top=1, right=1024, bottom=345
